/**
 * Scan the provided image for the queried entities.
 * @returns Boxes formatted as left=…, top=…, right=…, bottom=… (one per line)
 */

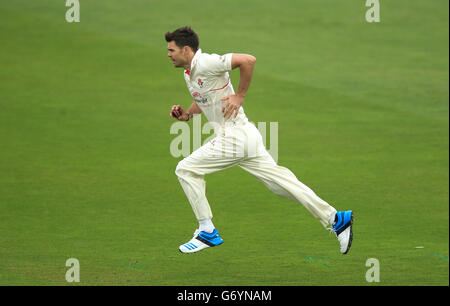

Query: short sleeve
left=202, top=53, right=233, bottom=75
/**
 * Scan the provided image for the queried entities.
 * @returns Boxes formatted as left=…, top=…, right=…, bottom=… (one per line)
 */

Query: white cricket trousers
left=175, top=121, right=337, bottom=228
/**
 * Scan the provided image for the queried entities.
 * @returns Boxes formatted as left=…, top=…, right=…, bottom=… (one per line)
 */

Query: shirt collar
left=185, top=48, right=202, bottom=76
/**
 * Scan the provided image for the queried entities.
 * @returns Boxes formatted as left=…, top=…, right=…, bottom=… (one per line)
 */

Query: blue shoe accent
left=196, top=229, right=224, bottom=247
left=183, top=243, right=194, bottom=250
left=333, top=210, right=353, bottom=235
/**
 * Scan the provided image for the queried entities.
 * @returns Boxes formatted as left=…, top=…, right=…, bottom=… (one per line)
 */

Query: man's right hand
left=170, top=105, right=189, bottom=121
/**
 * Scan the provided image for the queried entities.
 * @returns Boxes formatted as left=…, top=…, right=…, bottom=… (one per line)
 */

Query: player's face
left=167, top=41, right=187, bottom=68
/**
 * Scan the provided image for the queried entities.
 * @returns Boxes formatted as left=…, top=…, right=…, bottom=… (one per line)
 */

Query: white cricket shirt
left=184, top=49, right=248, bottom=132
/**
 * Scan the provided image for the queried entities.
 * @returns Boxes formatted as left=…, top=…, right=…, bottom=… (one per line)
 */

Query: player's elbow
left=232, top=54, right=256, bottom=70
left=247, top=55, right=256, bottom=65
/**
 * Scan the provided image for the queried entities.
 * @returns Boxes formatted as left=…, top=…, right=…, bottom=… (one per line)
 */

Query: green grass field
left=0, top=0, right=448, bottom=286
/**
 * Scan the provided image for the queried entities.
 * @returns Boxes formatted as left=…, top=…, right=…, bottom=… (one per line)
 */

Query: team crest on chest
left=197, top=78, right=204, bottom=88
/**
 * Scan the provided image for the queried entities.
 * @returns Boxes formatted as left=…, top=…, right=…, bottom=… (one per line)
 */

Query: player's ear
left=183, top=45, right=195, bottom=56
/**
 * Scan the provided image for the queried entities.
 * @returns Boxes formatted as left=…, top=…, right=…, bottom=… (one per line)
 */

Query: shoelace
left=327, top=214, right=337, bottom=236
left=326, top=226, right=336, bottom=236
left=192, top=229, right=201, bottom=238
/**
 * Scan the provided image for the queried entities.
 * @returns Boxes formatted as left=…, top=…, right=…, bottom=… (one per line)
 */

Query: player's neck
left=183, top=50, right=196, bottom=71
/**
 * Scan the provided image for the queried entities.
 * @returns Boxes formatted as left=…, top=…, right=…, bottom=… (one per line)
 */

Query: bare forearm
left=230, top=54, right=256, bottom=99
left=187, top=101, right=202, bottom=115
left=236, top=56, right=256, bottom=98
left=221, top=54, right=256, bottom=119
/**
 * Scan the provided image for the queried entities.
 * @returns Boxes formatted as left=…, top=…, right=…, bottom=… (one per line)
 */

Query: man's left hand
left=221, top=94, right=244, bottom=119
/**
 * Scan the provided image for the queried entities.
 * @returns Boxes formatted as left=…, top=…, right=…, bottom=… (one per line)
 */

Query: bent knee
left=175, top=160, right=186, bottom=177
left=175, top=159, right=196, bottom=177
left=175, top=160, right=203, bottom=179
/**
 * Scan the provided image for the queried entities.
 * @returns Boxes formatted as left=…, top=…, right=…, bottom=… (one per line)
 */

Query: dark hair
left=165, top=26, right=199, bottom=52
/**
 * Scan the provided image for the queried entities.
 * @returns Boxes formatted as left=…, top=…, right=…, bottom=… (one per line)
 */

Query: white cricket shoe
left=179, top=229, right=223, bottom=254
left=329, top=210, right=354, bottom=254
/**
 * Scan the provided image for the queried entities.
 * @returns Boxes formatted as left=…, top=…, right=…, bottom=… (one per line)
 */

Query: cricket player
left=166, top=26, right=354, bottom=254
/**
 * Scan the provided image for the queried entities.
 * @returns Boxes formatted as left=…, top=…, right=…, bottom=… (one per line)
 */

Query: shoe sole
left=342, top=212, right=354, bottom=255
left=178, top=240, right=223, bottom=254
